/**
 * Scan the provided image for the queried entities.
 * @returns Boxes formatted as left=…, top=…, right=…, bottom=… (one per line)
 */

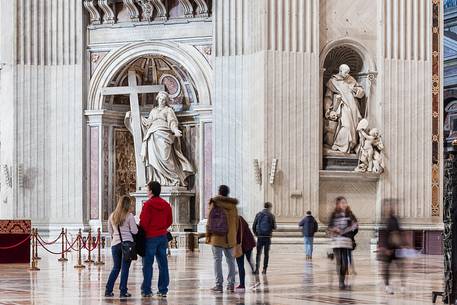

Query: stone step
left=271, top=237, right=331, bottom=245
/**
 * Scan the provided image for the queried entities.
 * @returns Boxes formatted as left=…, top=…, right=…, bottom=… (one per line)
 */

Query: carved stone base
left=131, top=187, right=196, bottom=232
left=323, top=155, right=358, bottom=171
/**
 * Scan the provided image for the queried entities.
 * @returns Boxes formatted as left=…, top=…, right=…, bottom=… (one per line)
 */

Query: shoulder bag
left=117, top=225, right=137, bottom=261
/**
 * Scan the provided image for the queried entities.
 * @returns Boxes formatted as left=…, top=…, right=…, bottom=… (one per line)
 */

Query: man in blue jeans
left=139, top=181, right=173, bottom=298
left=298, top=211, right=318, bottom=260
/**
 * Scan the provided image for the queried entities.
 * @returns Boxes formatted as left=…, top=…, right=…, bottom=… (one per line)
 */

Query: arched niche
left=319, top=38, right=377, bottom=169
left=320, top=39, right=377, bottom=119
left=85, top=41, right=213, bottom=230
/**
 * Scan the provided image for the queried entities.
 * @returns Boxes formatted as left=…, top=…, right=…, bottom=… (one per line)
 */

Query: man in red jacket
left=139, top=181, right=172, bottom=298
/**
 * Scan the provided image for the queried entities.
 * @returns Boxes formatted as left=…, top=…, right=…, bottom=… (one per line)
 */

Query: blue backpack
left=256, top=213, right=272, bottom=236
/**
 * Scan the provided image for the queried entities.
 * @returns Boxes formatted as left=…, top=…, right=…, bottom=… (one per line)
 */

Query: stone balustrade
left=83, top=0, right=211, bottom=26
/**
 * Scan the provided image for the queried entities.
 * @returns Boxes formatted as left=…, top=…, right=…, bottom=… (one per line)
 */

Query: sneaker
left=210, top=286, right=223, bottom=293
left=339, top=283, right=346, bottom=290
left=385, top=286, right=394, bottom=295
left=104, top=292, right=114, bottom=297
left=141, top=292, right=153, bottom=298
left=261, top=269, right=267, bottom=275
left=226, top=285, right=235, bottom=292
left=235, top=285, right=245, bottom=292
left=120, top=293, right=132, bottom=298
left=156, top=292, right=167, bottom=298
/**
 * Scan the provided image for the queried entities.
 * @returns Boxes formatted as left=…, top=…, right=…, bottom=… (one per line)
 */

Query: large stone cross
left=101, top=70, right=164, bottom=189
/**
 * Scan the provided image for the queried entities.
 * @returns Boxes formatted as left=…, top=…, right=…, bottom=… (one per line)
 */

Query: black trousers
left=236, top=249, right=254, bottom=287
left=333, top=248, right=350, bottom=285
left=256, top=237, right=271, bottom=271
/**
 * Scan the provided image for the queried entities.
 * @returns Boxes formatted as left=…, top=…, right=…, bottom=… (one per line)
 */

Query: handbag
left=233, top=218, right=243, bottom=258
left=117, top=225, right=137, bottom=261
left=167, top=231, right=173, bottom=242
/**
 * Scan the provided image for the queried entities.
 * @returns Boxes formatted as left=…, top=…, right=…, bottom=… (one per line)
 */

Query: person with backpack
left=235, top=215, right=257, bottom=291
left=298, top=211, right=318, bottom=260
left=206, top=185, right=239, bottom=293
left=139, top=181, right=173, bottom=298
left=252, top=202, right=277, bottom=275
left=105, top=195, right=138, bottom=298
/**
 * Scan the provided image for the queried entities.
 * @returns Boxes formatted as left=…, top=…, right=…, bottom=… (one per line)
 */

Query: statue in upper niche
left=323, top=64, right=365, bottom=154
left=125, top=91, right=194, bottom=186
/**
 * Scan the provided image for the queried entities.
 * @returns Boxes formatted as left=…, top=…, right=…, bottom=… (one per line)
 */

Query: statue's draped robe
left=324, top=75, right=365, bottom=153
left=126, top=106, right=193, bottom=186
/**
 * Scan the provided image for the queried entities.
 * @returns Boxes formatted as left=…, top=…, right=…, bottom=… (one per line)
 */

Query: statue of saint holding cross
left=125, top=91, right=194, bottom=186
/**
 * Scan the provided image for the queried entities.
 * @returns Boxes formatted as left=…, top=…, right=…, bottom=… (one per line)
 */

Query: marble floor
left=0, top=243, right=444, bottom=305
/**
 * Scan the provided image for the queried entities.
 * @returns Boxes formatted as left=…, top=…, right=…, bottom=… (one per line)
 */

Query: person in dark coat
left=298, top=211, right=318, bottom=260
left=235, top=216, right=257, bottom=291
left=253, top=202, right=277, bottom=275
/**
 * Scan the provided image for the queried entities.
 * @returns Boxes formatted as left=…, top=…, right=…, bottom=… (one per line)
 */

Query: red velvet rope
left=82, top=235, right=100, bottom=251
left=65, top=234, right=82, bottom=252
left=36, top=232, right=62, bottom=245
left=0, top=235, right=31, bottom=250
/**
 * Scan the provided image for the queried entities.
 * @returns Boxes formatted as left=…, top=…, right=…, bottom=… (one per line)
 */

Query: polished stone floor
left=0, top=243, right=444, bottom=305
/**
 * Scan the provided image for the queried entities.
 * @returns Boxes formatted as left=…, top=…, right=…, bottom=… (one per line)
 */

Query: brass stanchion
left=29, top=229, right=40, bottom=271
left=35, top=228, right=41, bottom=260
left=58, top=228, right=68, bottom=262
left=94, top=228, right=105, bottom=266
left=74, top=229, right=85, bottom=269
left=84, top=229, right=94, bottom=263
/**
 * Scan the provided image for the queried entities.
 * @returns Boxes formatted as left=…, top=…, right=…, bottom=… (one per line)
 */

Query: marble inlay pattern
left=0, top=244, right=444, bottom=305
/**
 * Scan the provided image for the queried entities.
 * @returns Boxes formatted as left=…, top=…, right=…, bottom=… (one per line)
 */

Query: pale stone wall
left=0, top=1, right=86, bottom=229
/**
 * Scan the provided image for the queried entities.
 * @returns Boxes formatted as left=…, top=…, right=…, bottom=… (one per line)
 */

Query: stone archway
left=85, top=41, right=213, bottom=230
left=88, top=41, right=212, bottom=111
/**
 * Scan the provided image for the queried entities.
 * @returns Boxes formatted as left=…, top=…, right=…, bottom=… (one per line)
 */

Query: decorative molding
left=151, top=0, right=167, bottom=20
left=194, top=0, right=209, bottom=17
left=83, top=0, right=102, bottom=25
left=177, top=0, right=194, bottom=18
left=431, top=0, right=441, bottom=217
left=99, top=0, right=116, bottom=24
left=138, top=0, right=154, bottom=21
left=123, top=0, right=140, bottom=22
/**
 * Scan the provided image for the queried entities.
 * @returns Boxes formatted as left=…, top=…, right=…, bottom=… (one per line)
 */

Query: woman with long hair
left=105, top=195, right=138, bottom=298
left=328, top=196, right=358, bottom=289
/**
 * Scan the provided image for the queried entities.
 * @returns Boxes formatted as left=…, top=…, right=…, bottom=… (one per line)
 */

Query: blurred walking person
left=253, top=202, right=277, bottom=275
left=379, top=199, right=405, bottom=294
left=234, top=215, right=257, bottom=291
left=298, top=211, right=318, bottom=260
left=206, top=185, right=239, bottom=293
left=105, top=195, right=138, bottom=298
left=328, top=196, right=358, bottom=289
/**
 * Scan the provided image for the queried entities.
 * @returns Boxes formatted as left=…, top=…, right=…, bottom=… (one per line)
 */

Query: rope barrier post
left=34, top=228, right=41, bottom=260
left=58, top=228, right=68, bottom=262
left=94, top=228, right=105, bottom=266
left=29, top=229, right=40, bottom=271
left=74, top=229, right=85, bottom=269
left=84, top=229, right=94, bottom=263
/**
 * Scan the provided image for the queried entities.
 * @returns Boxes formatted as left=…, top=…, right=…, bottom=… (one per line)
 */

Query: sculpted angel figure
left=125, top=91, right=194, bottom=186
left=355, top=119, right=384, bottom=173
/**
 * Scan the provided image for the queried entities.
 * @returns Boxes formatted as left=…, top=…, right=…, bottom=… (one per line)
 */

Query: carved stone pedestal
left=131, top=187, right=196, bottom=232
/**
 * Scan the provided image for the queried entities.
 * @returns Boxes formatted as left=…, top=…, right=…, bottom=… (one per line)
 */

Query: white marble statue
left=324, top=64, right=365, bottom=154
left=355, top=119, right=384, bottom=173
left=125, top=91, right=194, bottom=186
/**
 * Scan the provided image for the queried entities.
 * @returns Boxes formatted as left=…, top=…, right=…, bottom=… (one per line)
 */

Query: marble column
left=0, top=0, right=86, bottom=231
left=213, top=0, right=320, bottom=222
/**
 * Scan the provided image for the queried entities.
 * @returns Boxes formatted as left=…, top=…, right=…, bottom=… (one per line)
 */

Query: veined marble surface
left=0, top=244, right=443, bottom=305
